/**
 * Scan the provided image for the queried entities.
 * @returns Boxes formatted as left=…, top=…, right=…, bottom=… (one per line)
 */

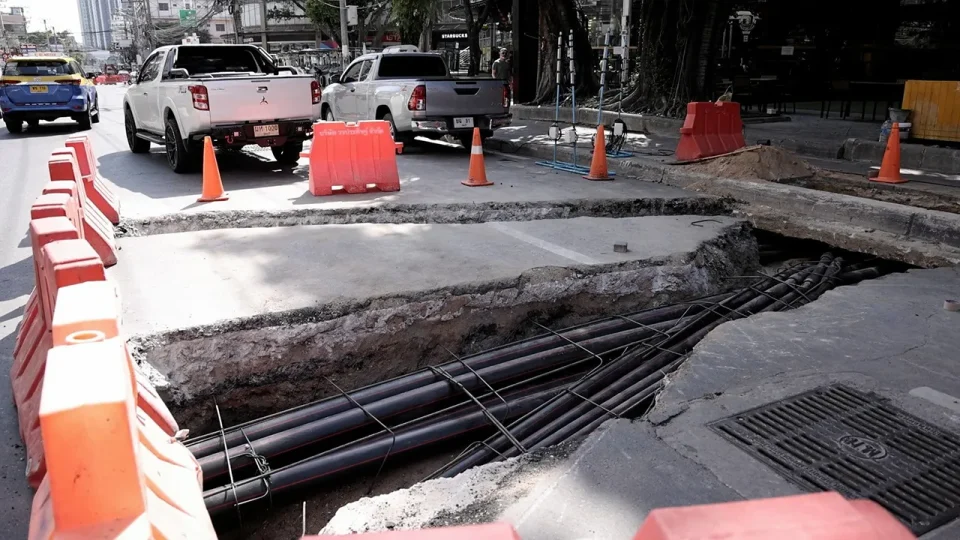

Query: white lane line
left=909, top=387, right=960, bottom=414
left=489, top=222, right=599, bottom=265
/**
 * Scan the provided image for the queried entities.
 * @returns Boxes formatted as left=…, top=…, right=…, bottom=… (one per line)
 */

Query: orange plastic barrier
left=48, top=151, right=118, bottom=266
left=632, top=492, right=915, bottom=540
left=304, top=120, right=401, bottom=196
left=30, top=192, right=83, bottom=237
left=52, top=281, right=179, bottom=437
left=12, top=289, right=40, bottom=366
left=304, top=523, right=521, bottom=540
left=674, top=101, right=746, bottom=162
left=65, top=135, right=121, bottom=224
left=29, top=339, right=215, bottom=539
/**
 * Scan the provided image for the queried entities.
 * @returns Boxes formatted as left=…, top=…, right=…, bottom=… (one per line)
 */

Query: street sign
left=179, top=9, right=197, bottom=27
left=347, top=5, right=358, bottom=26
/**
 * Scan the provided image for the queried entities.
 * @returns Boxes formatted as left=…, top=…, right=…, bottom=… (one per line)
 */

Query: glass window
left=173, top=45, right=271, bottom=75
left=3, top=60, right=75, bottom=76
left=215, top=23, right=226, bottom=32
left=358, top=60, right=373, bottom=80
left=158, top=2, right=169, bottom=11
left=376, top=55, right=448, bottom=78
left=138, top=53, right=162, bottom=83
left=340, top=61, right=363, bottom=83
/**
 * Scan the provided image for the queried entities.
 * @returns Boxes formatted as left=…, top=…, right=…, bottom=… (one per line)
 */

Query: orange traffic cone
left=462, top=128, right=493, bottom=187
left=871, top=123, right=907, bottom=184
left=584, top=125, right=612, bottom=181
left=197, top=136, right=229, bottom=202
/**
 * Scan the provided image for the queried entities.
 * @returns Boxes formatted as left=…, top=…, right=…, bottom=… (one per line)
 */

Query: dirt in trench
left=679, top=145, right=815, bottom=181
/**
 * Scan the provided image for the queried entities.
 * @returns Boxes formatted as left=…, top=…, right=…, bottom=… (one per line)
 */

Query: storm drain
left=711, top=384, right=960, bottom=535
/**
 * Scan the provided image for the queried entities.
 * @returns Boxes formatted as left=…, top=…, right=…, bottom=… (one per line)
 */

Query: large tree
left=619, top=0, right=729, bottom=116
left=531, top=0, right=597, bottom=103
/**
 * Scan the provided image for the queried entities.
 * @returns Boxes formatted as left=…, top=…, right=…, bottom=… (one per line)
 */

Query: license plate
left=29, top=85, right=48, bottom=93
left=453, top=117, right=474, bottom=129
left=253, top=124, right=280, bottom=137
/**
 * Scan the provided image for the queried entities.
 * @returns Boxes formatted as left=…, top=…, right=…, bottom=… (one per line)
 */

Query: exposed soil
left=679, top=146, right=814, bottom=182
left=786, top=170, right=960, bottom=216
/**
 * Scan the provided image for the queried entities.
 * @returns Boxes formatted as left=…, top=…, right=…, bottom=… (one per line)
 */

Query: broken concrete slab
left=112, top=146, right=724, bottom=236
left=319, top=267, right=960, bottom=540
left=486, top=135, right=960, bottom=267
left=111, top=216, right=758, bottom=430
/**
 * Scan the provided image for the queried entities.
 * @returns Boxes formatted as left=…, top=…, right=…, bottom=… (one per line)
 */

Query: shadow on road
left=0, top=121, right=85, bottom=140
left=0, top=256, right=34, bottom=307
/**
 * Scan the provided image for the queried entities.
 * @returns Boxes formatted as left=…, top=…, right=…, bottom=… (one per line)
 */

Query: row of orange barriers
left=12, top=138, right=217, bottom=538
left=304, top=493, right=915, bottom=539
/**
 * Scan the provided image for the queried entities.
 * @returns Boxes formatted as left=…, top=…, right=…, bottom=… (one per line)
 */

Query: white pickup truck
left=124, top=44, right=321, bottom=173
left=320, top=48, right=511, bottom=148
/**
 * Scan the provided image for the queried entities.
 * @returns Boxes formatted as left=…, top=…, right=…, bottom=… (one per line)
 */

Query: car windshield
left=173, top=46, right=276, bottom=76
left=376, top=55, right=448, bottom=78
left=2, top=60, right=75, bottom=76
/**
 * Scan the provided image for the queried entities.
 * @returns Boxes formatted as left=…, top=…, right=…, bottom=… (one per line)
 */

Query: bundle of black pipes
left=196, top=253, right=896, bottom=517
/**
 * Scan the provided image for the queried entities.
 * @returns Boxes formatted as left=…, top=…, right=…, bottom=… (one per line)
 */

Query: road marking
left=909, top=387, right=960, bottom=414
left=489, top=222, right=599, bottom=265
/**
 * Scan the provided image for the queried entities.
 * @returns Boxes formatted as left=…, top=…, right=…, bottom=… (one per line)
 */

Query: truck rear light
left=55, top=79, right=81, bottom=86
left=0, top=80, right=18, bottom=86
left=311, top=80, right=322, bottom=104
left=407, top=84, right=426, bottom=111
left=502, top=85, right=510, bottom=108
left=188, top=85, right=209, bottom=111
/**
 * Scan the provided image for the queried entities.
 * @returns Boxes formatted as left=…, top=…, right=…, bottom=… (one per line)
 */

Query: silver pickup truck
left=319, top=49, right=511, bottom=147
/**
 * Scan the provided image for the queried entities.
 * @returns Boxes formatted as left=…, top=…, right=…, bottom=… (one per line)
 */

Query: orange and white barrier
left=64, top=135, right=121, bottom=224
left=303, top=120, right=401, bottom=196
left=28, top=337, right=214, bottom=539
left=633, top=492, right=915, bottom=540
left=47, top=149, right=118, bottom=266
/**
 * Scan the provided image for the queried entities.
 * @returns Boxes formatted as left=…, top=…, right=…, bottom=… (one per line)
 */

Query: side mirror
left=85, top=72, right=95, bottom=79
left=167, top=68, right=189, bottom=80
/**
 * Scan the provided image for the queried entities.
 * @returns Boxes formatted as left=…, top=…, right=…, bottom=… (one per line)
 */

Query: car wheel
left=125, top=107, right=151, bottom=154
left=164, top=116, right=199, bottom=174
left=76, top=105, right=92, bottom=131
left=271, top=142, right=303, bottom=165
left=26, top=119, right=40, bottom=128
left=323, top=108, right=335, bottom=121
left=4, top=118, right=22, bottom=134
left=91, top=97, right=101, bottom=124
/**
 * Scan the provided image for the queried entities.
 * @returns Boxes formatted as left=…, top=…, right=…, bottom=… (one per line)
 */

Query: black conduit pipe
left=203, top=385, right=563, bottom=515
left=187, top=294, right=731, bottom=460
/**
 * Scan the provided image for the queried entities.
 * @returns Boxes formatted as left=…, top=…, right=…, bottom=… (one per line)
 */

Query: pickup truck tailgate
left=206, top=76, right=314, bottom=125
left=424, top=80, right=505, bottom=117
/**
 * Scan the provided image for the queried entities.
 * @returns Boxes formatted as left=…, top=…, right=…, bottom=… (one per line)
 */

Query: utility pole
left=259, top=0, right=267, bottom=50
left=143, top=0, right=154, bottom=51
left=230, top=0, right=241, bottom=44
left=339, top=0, right=349, bottom=63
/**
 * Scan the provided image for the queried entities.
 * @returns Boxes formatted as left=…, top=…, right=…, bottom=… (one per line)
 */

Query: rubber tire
left=4, top=118, right=22, bottom=134
left=91, top=97, right=100, bottom=124
left=26, top=119, right=40, bottom=128
left=125, top=107, right=151, bottom=154
left=76, top=103, right=93, bottom=131
left=323, top=107, right=335, bottom=121
left=380, top=112, right=405, bottom=142
left=164, top=116, right=199, bottom=174
left=271, top=142, right=303, bottom=165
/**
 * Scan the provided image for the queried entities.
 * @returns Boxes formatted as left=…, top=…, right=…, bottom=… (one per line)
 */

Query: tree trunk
left=531, top=0, right=597, bottom=104
left=624, top=0, right=728, bottom=117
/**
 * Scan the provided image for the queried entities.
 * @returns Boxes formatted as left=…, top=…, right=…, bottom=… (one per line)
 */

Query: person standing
left=491, top=48, right=510, bottom=81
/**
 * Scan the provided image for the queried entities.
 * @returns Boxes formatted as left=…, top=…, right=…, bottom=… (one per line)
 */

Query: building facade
left=239, top=1, right=314, bottom=53
left=78, top=0, right=119, bottom=49
left=1, top=5, right=28, bottom=50
left=146, top=0, right=235, bottom=44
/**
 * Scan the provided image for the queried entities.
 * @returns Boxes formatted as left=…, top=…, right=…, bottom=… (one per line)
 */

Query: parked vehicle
left=320, top=47, right=511, bottom=148
left=0, top=56, right=100, bottom=133
left=123, top=44, right=322, bottom=173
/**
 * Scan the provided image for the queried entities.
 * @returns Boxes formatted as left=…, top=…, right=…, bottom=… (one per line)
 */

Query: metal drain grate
left=711, top=384, right=960, bottom=534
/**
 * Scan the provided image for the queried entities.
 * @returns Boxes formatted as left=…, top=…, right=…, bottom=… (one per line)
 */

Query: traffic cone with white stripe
left=462, top=128, right=494, bottom=187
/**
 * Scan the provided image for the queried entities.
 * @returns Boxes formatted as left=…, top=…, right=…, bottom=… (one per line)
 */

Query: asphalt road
left=0, top=85, right=135, bottom=535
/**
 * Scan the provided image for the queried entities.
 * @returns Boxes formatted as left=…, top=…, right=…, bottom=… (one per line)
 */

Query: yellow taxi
left=0, top=56, right=100, bottom=133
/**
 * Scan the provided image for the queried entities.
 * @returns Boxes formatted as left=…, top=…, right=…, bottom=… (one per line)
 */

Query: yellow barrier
left=902, top=80, right=960, bottom=143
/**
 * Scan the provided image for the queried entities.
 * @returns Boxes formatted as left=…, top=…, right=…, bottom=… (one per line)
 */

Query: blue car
left=0, top=56, right=100, bottom=133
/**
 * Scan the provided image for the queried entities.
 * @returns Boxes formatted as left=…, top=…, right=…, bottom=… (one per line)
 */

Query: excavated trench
left=131, top=220, right=758, bottom=433
left=121, top=212, right=908, bottom=537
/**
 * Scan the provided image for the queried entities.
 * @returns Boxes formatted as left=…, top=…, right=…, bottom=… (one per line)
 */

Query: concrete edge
left=842, top=137, right=960, bottom=174
left=486, top=135, right=960, bottom=267
left=116, top=197, right=734, bottom=237
left=511, top=104, right=683, bottom=136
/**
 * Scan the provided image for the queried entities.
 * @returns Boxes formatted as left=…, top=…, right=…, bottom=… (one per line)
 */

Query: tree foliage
left=393, top=0, right=434, bottom=45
